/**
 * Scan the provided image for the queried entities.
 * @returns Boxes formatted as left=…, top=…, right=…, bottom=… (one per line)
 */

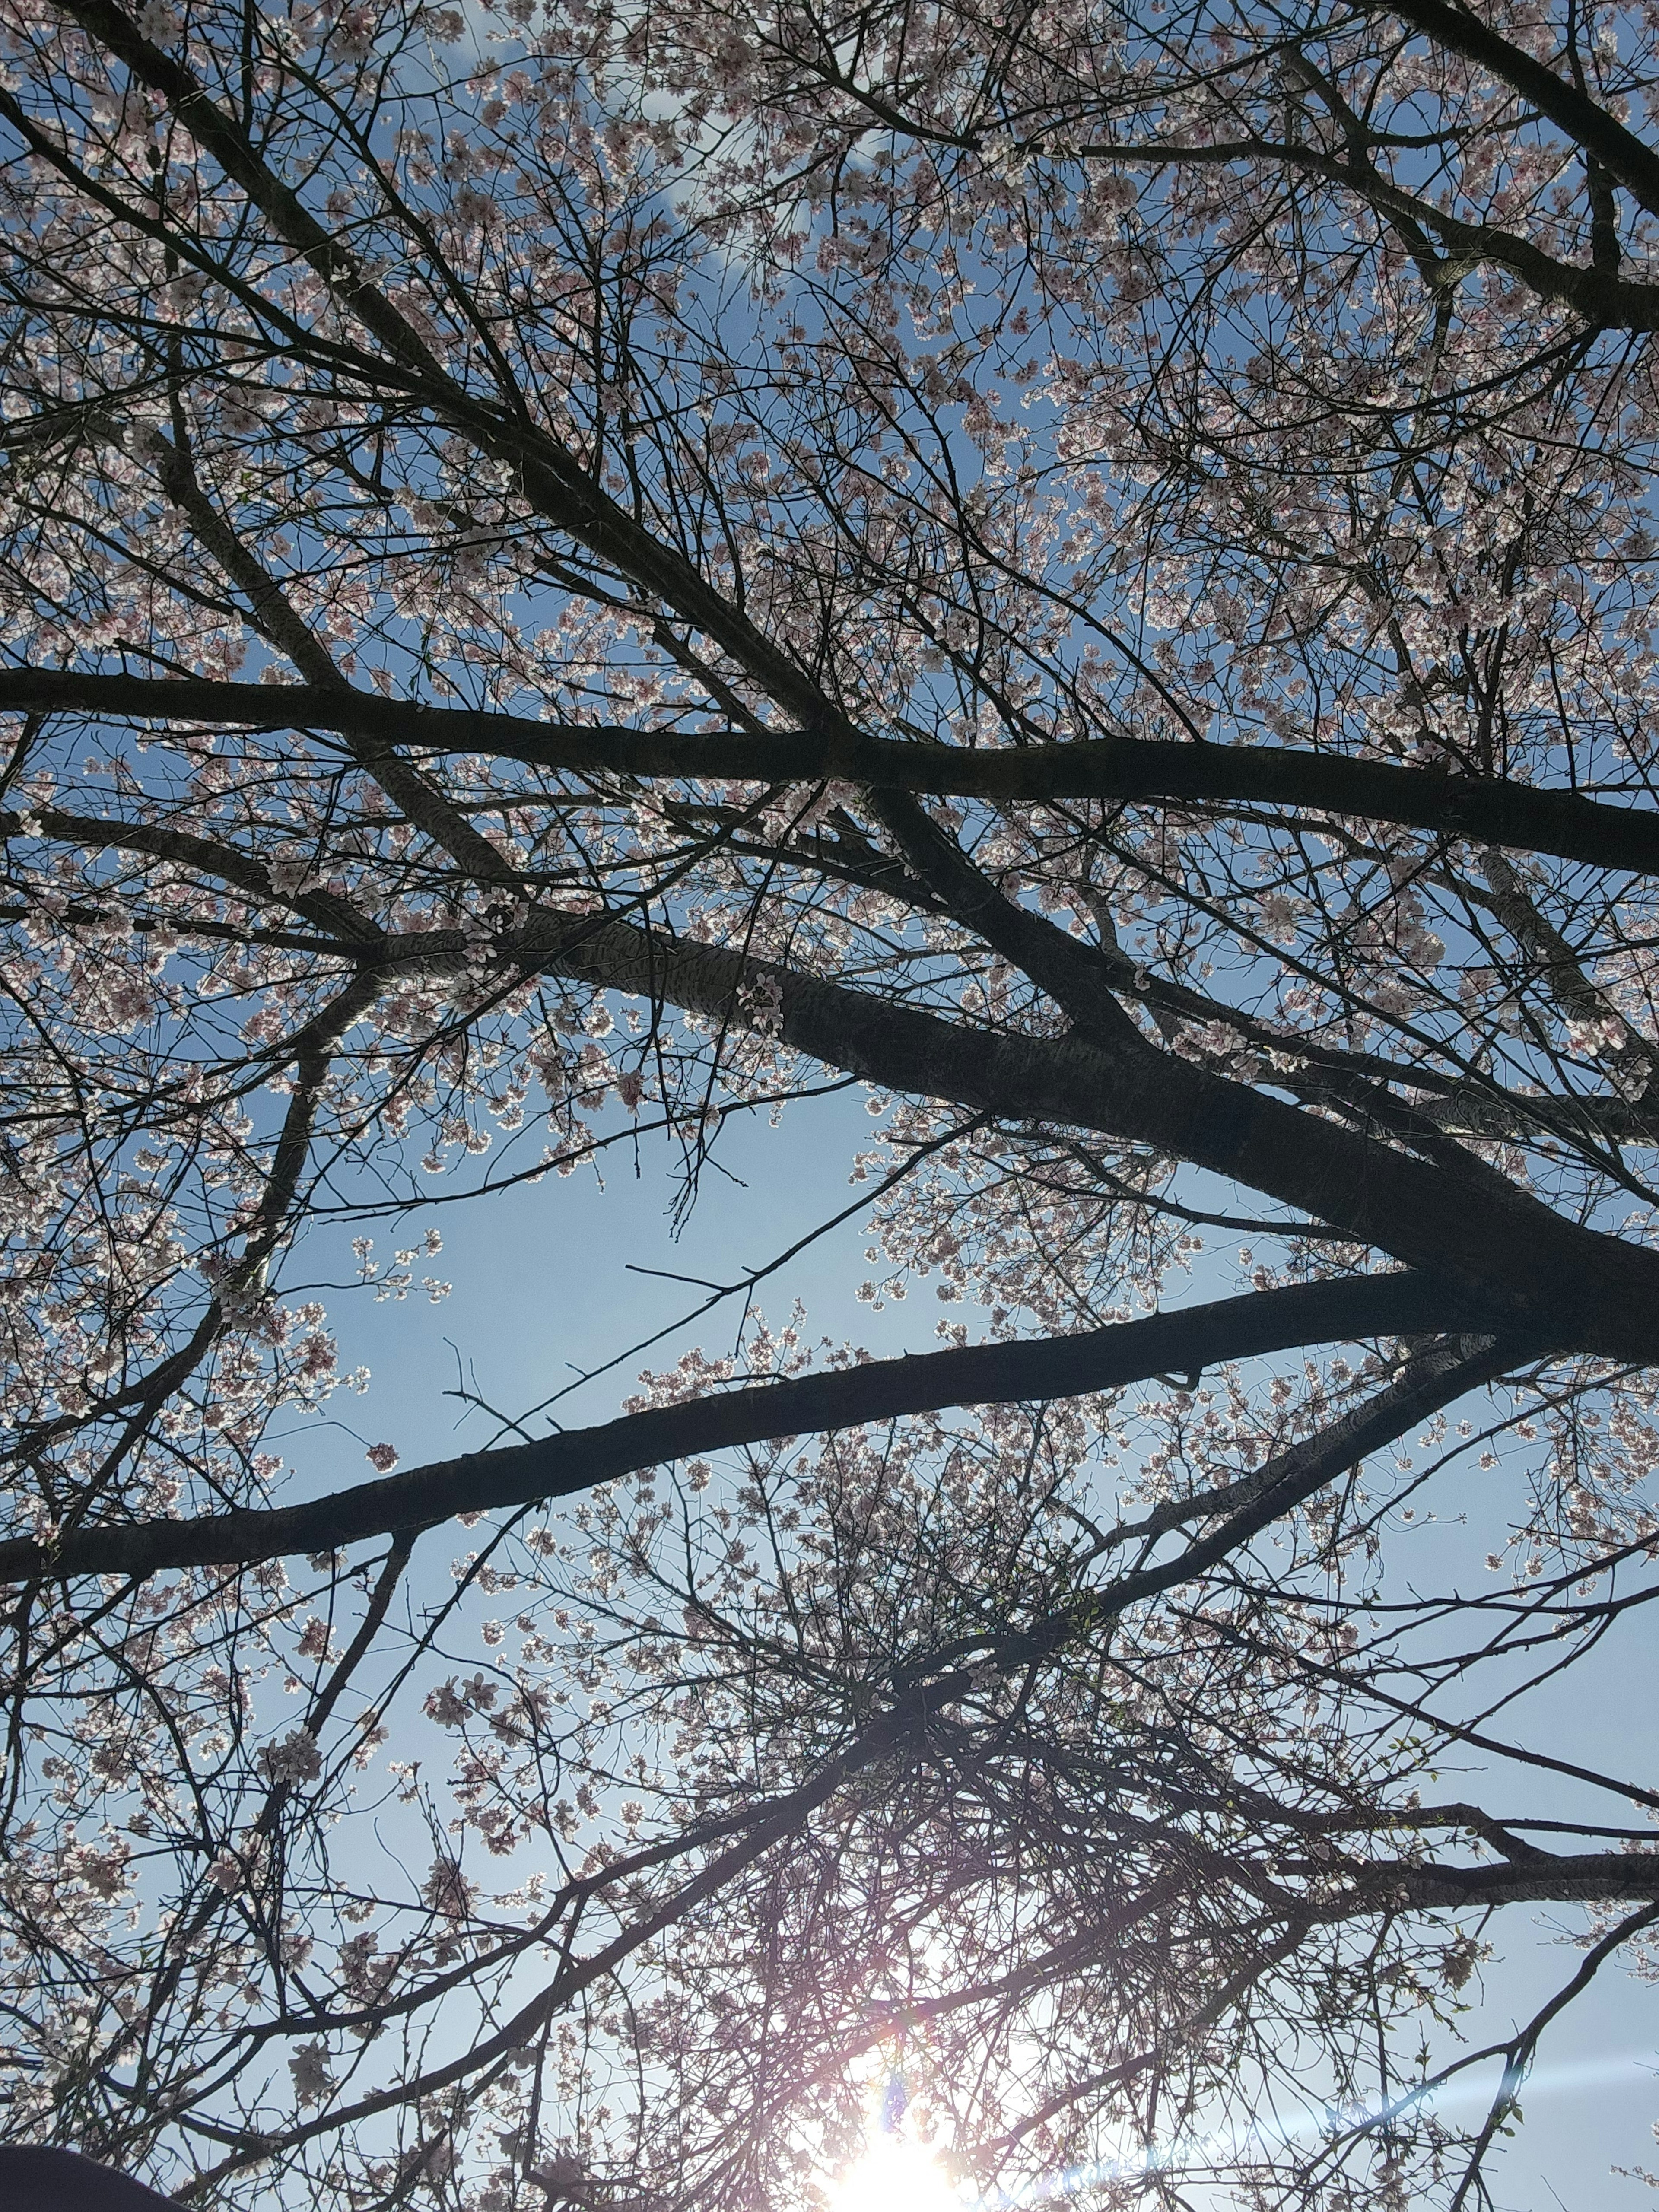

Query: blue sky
left=261, top=1079, right=1659, bottom=2209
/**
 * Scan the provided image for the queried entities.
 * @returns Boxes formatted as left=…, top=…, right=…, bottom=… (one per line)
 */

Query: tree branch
left=0, top=1274, right=1468, bottom=1581
left=520, top=910, right=1659, bottom=1357
left=5, top=667, right=1657, bottom=877
left=1355, top=0, right=1659, bottom=220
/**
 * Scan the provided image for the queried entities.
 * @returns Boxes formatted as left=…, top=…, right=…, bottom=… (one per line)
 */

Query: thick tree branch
left=0, top=797, right=379, bottom=945
left=521, top=910, right=1659, bottom=1356
left=1354, top=0, right=1659, bottom=219
left=3, top=789, right=1650, bottom=1348
left=8, top=787, right=1648, bottom=1155
left=1363, top=1852, right=1659, bottom=1908
left=5, top=667, right=1658, bottom=876
left=0, top=1274, right=1469, bottom=1580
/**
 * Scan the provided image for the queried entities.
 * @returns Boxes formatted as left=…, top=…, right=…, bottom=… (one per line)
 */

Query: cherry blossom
left=0, top=0, right=1658, bottom=2206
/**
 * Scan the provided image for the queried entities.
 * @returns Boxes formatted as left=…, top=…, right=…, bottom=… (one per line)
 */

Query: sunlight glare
left=830, top=2135, right=962, bottom=2212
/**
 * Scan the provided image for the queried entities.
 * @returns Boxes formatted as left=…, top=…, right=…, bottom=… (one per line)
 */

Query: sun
left=829, top=2133, right=963, bottom=2212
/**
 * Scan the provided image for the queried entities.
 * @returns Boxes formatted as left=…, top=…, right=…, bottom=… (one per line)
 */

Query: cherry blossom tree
left=5, top=0, right=1659, bottom=2205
